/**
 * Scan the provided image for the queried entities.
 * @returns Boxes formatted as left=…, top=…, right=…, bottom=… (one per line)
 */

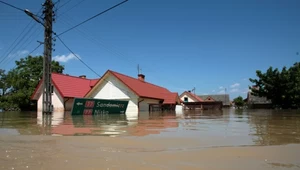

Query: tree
left=233, top=96, right=244, bottom=109
left=0, top=69, right=8, bottom=96
left=5, top=55, right=64, bottom=110
left=249, top=62, right=300, bottom=109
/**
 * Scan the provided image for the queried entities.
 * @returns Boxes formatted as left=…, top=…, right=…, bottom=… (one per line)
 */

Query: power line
left=0, top=7, right=43, bottom=67
left=56, top=0, right=72, bottom=10
left=28, top=43, right=43, bottom=56
left=59, top=13, right=162, bottom=75
left=56, top=35, right=101, bottom=77
left=9, top=43, right=43, bottom=70
left=56, top=0, right=128, bottom=37
left=56, top=0, right=87, bottom=20
left=0, top=0, right=24, bottom=12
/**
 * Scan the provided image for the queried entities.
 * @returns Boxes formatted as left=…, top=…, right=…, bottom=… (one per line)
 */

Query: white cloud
left=53, top=53, right=80, bottom=62
left=219, top=86, right=224, bottom=89
left=218, top=89, right=225, bottom=94
left=230, top=88, right=239, bottom=93
left=212, top=90, right=216, bottom=92
left=8, top=50, right=29, bottom=58
left=243, top=78, right=247, bottom=81
left=230, top=83, right=240, bottom=88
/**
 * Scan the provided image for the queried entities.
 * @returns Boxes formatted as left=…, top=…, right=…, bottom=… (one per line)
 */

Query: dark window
left=184, top=97, right=188, bottom=102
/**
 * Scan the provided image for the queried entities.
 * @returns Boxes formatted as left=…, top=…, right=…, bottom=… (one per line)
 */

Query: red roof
left=87, top=70, right=179, bottom=104
left=31, top=73, right=99, bottom=100
left=189, top=92, right=203, bottom=102
left=32, top=70, right=179, bottom=104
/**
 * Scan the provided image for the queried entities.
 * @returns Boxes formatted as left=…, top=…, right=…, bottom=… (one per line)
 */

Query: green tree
left=249, top=62, right=300, bottom=109
left=5, top=55, right=64, bottom=110
left=233, top=96, right=244, bottom=109
left=0, top=69, right=8, bottom=96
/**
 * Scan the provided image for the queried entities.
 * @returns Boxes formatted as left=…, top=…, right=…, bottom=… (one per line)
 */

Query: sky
left=0, top=0, right=300, bottom=100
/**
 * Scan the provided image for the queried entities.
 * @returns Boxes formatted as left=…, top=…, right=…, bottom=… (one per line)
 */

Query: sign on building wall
left=71, top=98, right=129, bottom=115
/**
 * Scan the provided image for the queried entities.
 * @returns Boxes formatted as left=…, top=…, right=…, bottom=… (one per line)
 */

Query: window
left=184, top=97, right=188, bottom=102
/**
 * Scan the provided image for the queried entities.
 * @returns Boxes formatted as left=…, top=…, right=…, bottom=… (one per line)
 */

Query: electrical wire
left=0, top=0, right=24, bottom=12
left=56, top=35, right=101, bottom=77
left=9, top=43, right=43, bottom=70
left=0, top=7, right=44, bottom=67
left=59, top=14, right=161, bottom=75
left=28, top=43, right=43, bottom=56
left=56, top=0, right=87, bottom=19
left=56, top=0, right=128, bottom=37
left=56, top=0, right=73, bottom=10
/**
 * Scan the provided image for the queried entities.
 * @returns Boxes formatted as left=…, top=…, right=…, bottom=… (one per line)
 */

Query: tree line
left=0, top=56, right=64, bottom=111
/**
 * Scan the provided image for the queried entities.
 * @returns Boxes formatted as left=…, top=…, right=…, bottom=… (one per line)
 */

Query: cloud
left=218, top=89, right=225, bottom=94
left=243, top=78, right=247, bottom=81
left=219, top=86, right=224, bottom=89
left=212, top=90, right=216, bottom=92
left=8, top=50, right=29, bottom=58
left=230, top=83, right=240, bottom=88
left=230, top=88, right=239, bottom=93
left=53, top=53, right=80, bottom=62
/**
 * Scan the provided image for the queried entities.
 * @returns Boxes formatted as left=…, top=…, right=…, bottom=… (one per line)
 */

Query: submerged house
left=31, top=70, right=180, bottom=117
left=179, top=91, right=223, bottom=110
left=244, top=92, right=272, bottom=109
left=31, top=73, right=99, bottom=112
left=179, top=91, right=203, bottom=103
left=198, top=94, right=231, bottom=107
left=85, top=70, right=180, bottom=118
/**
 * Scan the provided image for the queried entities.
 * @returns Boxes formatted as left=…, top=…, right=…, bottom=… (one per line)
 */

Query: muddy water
left=0, top=109, right=300, bottom=170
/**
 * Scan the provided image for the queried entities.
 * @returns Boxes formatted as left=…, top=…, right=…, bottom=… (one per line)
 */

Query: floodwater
left=0, top=109, right=300, bottom=170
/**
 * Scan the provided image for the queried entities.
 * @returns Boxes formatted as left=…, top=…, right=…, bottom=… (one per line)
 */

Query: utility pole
left=42, top=0, right=54, bottom=114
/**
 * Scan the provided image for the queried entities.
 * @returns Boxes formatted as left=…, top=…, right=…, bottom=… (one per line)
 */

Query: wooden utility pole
left=42, top=0, right=53, bottom=114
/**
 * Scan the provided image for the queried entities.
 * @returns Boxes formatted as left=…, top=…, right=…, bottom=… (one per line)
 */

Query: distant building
left=197, top=94, right=231, bottom=107
left=179, top=91, right=223, bottom=110
left=244, top=92, right=272, bottom=109
left=179, top=91, right=203, bottom=102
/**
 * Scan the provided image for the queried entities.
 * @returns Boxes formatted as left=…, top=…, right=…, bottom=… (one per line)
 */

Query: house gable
left=86, top=70, right=179, bottom=104
left=85, top=71, right=140, bottom=118
left=204, top=96, right=215, bottom=102
left=86, top=71, right=137, bottom=100
left=179, top=91, right=203, bottom=102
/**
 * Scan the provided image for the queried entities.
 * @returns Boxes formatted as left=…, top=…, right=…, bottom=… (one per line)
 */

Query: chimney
left=79, top=75, right=86, bottom=79
left=138, top=74, right=145, bottom=82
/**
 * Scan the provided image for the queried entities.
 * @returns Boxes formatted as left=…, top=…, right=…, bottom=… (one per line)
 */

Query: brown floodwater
left=0, top=109, right=300, bottom=170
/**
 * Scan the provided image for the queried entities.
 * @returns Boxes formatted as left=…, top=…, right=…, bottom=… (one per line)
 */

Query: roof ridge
left=52, top=72, right=99, bottom=80
left=109, top=70, right=170, bottom=91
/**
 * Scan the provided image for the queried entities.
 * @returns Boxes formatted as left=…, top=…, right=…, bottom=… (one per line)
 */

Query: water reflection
left=249, top=109, right=300, bottom=145
left=1, top=109, right=300, bottom=146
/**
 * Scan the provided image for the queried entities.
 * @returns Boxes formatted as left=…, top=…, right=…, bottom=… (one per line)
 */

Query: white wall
left=37, top=86, right=64, bottom=112
left=180, top=94, right=196, bottom=102
left=89, top=75, right=139, bottom=118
